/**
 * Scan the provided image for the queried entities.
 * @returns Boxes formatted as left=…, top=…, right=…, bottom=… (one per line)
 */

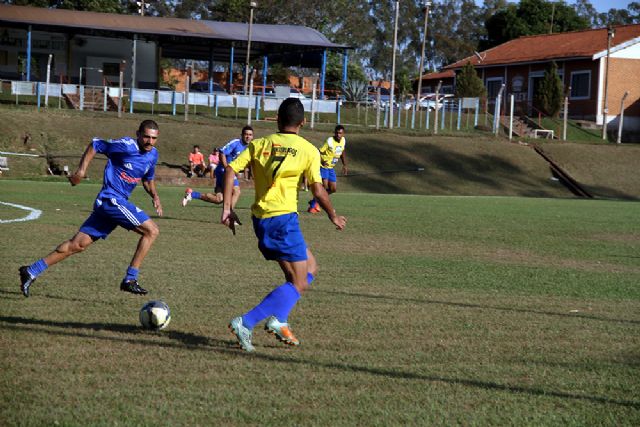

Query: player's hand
left=221, top=209, right=242, bottom=235
left=330, top=214, right=347, bottom=231
left=153, top=197, right=163, bottom=217
left=68, top=173, right=83, bottom=186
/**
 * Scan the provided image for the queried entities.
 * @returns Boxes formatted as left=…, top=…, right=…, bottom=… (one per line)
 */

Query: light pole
left=79, top=66, right=102, bottom=86
left=602, top=25, right=615, bottom=141
left=416, top=1, right=431, bottom=108
left=389, top=0, right=399, bottom=129
left=243, top=1, right=257, bottom=95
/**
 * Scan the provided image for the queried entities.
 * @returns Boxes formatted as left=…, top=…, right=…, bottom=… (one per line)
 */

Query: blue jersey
left=92, top=137, right=158, bottom=200
left=215, top=138, right=248, bottom=173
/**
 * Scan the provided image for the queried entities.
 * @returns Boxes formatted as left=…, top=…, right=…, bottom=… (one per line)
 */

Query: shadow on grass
left=1, top=315, right=638, bottom=409
left=317, top=290, right=640, bottom=326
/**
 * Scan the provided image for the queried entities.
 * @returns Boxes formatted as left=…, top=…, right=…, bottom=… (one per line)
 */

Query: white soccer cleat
left=181, top=188, right=193, bottom=207
left=229, top=316, right=255, bottom=352
left=265, top=316, right=300, bottom=346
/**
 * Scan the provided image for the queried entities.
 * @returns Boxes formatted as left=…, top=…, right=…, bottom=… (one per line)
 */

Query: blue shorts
left=215, top=168, right=239, bottom=190
left=320, top=167, right=337, bottom=183
left=80, top=198, right=150, bottom=239
left=252, top=213, right=308, bottom=262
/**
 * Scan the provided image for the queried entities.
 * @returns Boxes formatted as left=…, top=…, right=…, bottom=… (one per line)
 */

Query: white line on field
left=0, top=201, right=42, bottom=223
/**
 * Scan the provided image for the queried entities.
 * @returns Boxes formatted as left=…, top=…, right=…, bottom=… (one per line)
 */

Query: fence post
left=311, top=83, right=317, bottom=130
left=214, top=94, right=218, bottom=117
left=411, top=103, right=416, bottom=129
left=426, top=108, right=430, bottom=130
left=79, top=85, right=84, bottom=111
left=36, top=82, right=41, bottom=111
left=103, top=86, right=107, bottom=111
left=434, top=81, right=441, bottom=135
left=457, top=99, right=462, bottom=131
left=44, top=54, right=52, bottom=108
left=129, top=87, right=134, bottom=114
left=474, top=98, right=479, bottom=127
left=562, top=96, right=568, bottom=141
left=493, top=84, right=505, bottom=136
left=375, top=88, right=381, bottom=130
left=337, top=97, right=341, bottom=124
left=184, top=76, right=190, bottom=122
left=509, top=94, right=514, bottom=140
left=441, top=100, right=446, bottom=131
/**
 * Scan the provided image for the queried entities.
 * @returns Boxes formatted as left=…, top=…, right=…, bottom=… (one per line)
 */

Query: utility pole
left=136, top=0, right=150, bottom=16
left=389, top=0, right=399, bottom=129
left=416, top=1, right=431, bottom=107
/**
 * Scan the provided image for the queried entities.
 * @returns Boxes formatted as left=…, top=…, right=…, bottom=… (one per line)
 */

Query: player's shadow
left=0, top=288, right=92, bottom=303
left=316, top=289, right=640, bottom=325
left=1, top=315, right=638, bottom=409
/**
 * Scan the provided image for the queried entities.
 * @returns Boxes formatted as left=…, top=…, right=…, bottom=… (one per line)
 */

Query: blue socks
left=242, top=282, right=300, bottom=329
left=124, top=266, right=139, bottom=282
left=307, top=272, right=314, bottom=286
left=27, top=259, right=48, bottom=278
left=192, top=191, right=201, bottom=199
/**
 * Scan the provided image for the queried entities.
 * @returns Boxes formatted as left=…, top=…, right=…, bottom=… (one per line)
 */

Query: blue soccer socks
left=307, top=272, right=315, bottom=286
left=242, top=282, right=301, bottom=329
left=27, top=259, right=48, bottom=278
left=124, top=266, right=139, bottom=281
left=191, top=191, right=201, bottom=199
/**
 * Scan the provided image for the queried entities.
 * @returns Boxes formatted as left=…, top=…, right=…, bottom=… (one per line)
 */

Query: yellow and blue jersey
left=319, top=136, right=346, bottom=169
left=229, top=132, right=322, bottom=219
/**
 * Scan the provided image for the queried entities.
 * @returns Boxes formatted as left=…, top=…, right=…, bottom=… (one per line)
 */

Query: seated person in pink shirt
left=205, top=147, right=220, bottom=179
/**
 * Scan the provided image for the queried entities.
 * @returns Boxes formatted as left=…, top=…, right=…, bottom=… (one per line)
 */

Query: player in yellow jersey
left=308, top=124, right=348, bottom=213
left=222, top=98, right=347, bottom=352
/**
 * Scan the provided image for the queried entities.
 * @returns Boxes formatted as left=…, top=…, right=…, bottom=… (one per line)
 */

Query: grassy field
left=1, top=180, right=639, bottom=426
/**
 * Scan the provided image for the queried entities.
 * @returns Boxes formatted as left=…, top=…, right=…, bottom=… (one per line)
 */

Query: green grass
left=1, top=181, right=639, bottom=426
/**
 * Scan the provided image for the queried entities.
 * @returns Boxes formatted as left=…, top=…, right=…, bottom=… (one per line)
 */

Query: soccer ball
left=139, top=300, right=171, bottom=330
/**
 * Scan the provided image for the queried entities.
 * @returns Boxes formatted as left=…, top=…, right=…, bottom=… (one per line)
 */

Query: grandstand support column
left=229, top=43, right=235, bottom=93
left=320, top=49, right=327, bottom=99
left=342, top=50, right=348, bottom=89
left=208, top=46, right=214, bottom=93
left=130, top=34, right=137, bottom=114
left=26, top=25, right=32, bottom=81
left=262, top=56, right=268, bottom=98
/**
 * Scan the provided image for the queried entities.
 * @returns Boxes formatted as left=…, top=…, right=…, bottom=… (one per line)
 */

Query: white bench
left=534, top=129, right=555, bottom=139
left=0, top=156, right=9, bottom=171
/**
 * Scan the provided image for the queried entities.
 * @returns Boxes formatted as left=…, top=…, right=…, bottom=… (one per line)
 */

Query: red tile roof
left=445, top=24, right=640, bottom=70
left=418, top=70, right=455, bottom=81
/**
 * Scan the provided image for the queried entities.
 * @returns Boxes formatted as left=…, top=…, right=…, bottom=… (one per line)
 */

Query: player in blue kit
left=19, top=120, right=163, bottom=297
left=181, top=126, right=253, bottom=211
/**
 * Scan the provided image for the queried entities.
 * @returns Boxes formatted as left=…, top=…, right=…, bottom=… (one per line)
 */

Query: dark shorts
left=80, top=198, right=150, bottom=239
left=214, top=168, right=239, bottom=191
left=252, top=213, right=308, bottom=262
left=320, top=167, right=337, bottom=183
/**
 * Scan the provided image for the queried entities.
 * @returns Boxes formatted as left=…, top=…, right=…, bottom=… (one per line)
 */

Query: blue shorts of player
left=79, top=198, right=150, bottom=239
left=214, top=168, right=239, bottom=188
left=320, top=167, right=337, bottom=183
left=252, top=213, right=308, bottom=262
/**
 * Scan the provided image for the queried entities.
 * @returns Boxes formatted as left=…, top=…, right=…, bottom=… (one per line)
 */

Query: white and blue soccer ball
left=139, top=300, right=171, bottom=330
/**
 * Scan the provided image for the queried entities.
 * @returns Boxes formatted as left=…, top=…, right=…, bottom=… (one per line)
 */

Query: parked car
left=417, top=93, right=454, bottom=111
left=190, top=81, right=228, bottom=93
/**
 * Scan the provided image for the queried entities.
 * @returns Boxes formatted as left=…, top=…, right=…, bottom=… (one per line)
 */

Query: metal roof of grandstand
left=0, top=5, right=348, bottom=63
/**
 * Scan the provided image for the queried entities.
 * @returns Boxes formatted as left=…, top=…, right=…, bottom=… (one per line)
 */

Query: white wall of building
left=612, top=41, right=640, bottom=59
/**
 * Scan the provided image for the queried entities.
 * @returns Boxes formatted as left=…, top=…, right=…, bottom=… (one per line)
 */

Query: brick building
left=442, top=24, right=640, bottom=131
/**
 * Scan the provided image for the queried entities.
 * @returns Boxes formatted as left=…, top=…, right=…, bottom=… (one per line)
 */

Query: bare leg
left=43, top=231, right=95, bottom=267
left=128, top=219, right=159, bottom=269
left=277, top=248, right=318, bottom=294
left=198, top=192, right=223, bottom=204
left=230, top=186, right=241, bottom=209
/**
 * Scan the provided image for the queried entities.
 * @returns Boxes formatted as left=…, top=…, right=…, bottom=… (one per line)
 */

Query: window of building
left=570, top=71, right=590, bottom=100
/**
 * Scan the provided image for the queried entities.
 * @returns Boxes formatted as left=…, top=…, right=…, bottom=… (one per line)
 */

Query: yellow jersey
left=319, top=136, right=346, bottom=169
left=229, top=132, right=322, bottom=219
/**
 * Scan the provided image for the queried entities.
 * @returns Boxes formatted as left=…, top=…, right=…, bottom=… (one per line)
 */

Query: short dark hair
left=335, top=125, right=345, bottom=133
left=138, top=119, right=159, bottom=133
left=277, top=98, right=304, bottom=128
left=241, top=125, right=254, bottom=135
left=193, top=145, right=200, bottom=149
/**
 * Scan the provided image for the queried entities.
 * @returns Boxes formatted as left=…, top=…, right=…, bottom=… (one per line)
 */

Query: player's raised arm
left=310, top=182, right=346, bottom=230
left=68, top=142, right=96, bottom=186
